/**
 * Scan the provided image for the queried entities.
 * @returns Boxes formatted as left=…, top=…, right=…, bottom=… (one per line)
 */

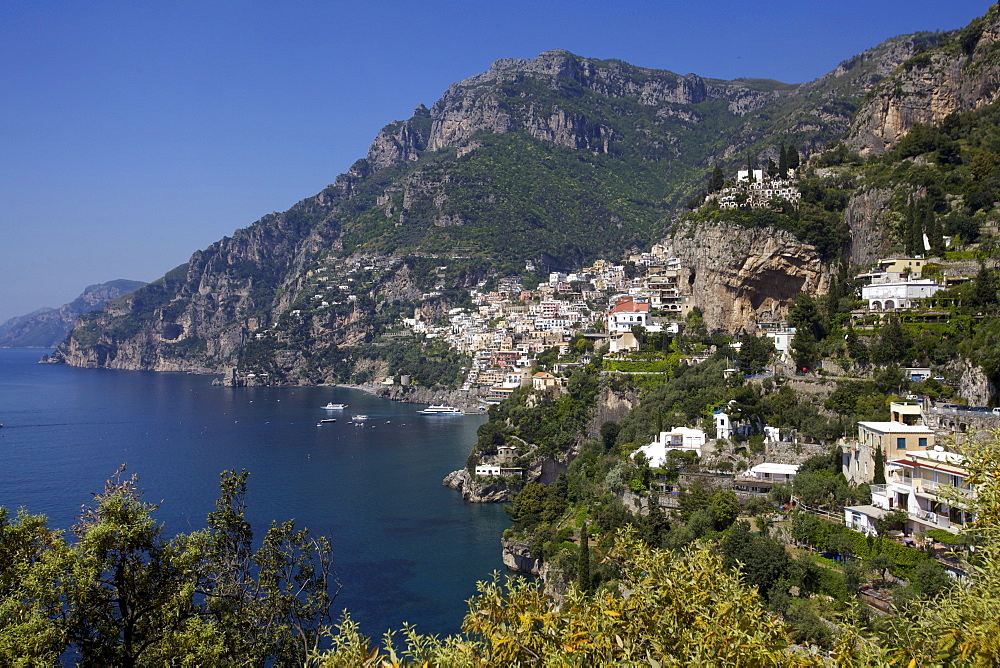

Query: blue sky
left=0, top=0, right=992, bottom=324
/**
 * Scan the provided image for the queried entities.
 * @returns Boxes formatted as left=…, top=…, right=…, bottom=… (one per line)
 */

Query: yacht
left=352, top=414, right=369, bottom=423
left=417, top=405, right=463, bottom=415
left=322, top=403, right=348, bottom=410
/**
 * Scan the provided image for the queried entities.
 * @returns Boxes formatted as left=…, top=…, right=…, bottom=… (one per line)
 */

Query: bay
left=0, top=348, right=510, bottom=637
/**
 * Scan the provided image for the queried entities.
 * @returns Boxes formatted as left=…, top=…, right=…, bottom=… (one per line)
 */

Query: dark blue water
left=0, top=348, right=509, bottom=637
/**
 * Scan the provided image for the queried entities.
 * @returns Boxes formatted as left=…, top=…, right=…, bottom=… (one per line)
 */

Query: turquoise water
left=0, top=348, right=509, bottom=637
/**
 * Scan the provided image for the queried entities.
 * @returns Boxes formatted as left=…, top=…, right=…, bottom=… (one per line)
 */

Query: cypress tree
left=787, top=146, right=800, bottom=170
left=577, top=522, right=591, bottom=594
left=709, top=165, right=725, bottom=192
left=778, top=143, right=789, bottom=178
left=874, top=447, right=886, bottom=485
left=908, top=203, right=923, bottom=255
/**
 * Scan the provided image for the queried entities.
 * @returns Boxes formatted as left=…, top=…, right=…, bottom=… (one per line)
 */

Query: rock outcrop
left=957, top=360, right=997, bottom=408
left=442, top=469, right=513, bottom=503
left=843, top=186, right=895, bottom=266
left=666, top=222, right=830, bottom=332
left=501, top=538, right=544, bottom=575
left=847, top=9, right=1000, bottom=155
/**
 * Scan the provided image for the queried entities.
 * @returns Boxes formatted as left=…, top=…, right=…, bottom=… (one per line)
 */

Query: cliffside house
left=842, top=421, right=936, bottom=484
left=635, top=427, right=707, bottom=465
left=734, top=463, right=800, bottom=494
left=531, top=371, right=561, bottom=392
left=856, top=256, right=927, bottom=283
left=606, top=295, right=651, bottom=334
left=845, top=447, right=972, bottom=536
left=861, top=278, right=943, bottom=311
left=474, top=464, right=523, bottom=478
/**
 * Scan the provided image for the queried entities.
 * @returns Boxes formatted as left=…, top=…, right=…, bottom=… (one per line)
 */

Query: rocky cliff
left=847, top=7, right=1000, bottom=156
left=0, top=280, right=145, bottom=349
left=666, top=221, right=830, bottom=332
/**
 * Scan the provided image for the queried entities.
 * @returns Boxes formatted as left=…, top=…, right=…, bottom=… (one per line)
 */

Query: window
left=897, top=437, right=906, bottom=450
left=919, top=437, right=928, bottom=448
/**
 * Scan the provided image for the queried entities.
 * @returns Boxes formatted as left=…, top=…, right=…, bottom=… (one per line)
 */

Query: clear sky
left=0, top=0, right=992, bottom=323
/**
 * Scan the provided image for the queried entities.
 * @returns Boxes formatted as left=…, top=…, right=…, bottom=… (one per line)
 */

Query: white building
left=764, top=327, right=796, bottom=359
left=714, top=410, right=732, bottom=440
left=635, top=427, right=707, bottom=465
left=736, top=169, right=765, bottom=182
left=743, top=462, right=799, bottom=484
left=862, top=279, right=943, bottom=311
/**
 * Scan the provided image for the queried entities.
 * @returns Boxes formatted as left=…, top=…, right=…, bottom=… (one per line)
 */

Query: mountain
left=46, top=7, right=1000, bottom=384
left=0, top=280, right=146, bottom=348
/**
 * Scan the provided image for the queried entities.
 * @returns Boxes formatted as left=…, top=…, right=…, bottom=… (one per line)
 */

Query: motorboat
left=417, top=405, right=463, bottom=415
left=319, top=418, right=336, bottom=423
left=352, top=414, right=369, bottom=423
left=322, top=403, right=348, bottom=410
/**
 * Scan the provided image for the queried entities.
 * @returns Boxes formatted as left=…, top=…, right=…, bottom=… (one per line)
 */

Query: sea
left=0, top=348, right=510, bottom=638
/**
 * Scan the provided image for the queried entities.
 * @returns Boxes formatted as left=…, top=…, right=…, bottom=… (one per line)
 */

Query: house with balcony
left=842, top=421, right=936, bottom=484
left=861, top=278, right=944, bottom=311
left=733, top=463, right=800, bottom=494
left=845, top=447, right=973, bottom=536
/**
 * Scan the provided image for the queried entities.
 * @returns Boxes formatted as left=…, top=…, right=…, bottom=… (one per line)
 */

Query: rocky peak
left=847, top=8, right=1000, bottom=155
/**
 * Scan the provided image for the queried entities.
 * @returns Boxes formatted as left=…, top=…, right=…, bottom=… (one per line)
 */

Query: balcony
left=912, top=478, right=974, bottom=498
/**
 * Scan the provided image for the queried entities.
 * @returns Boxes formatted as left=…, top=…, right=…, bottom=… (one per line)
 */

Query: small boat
left=352, top=414, right=369, bottom=423
left=319, top=418, right=336, bottom=423
left=417, top=405, right=463, bottom=415
left=322, top=403, right=348, bottom=410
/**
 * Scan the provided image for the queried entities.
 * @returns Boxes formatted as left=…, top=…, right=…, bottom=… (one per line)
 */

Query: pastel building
left=845, top=447, right=972, bottom=536
left=842, top=421, right=936, bottom=484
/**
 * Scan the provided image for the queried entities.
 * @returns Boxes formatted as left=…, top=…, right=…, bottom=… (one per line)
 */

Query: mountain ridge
left=46, top=7, right=1000, bottom=385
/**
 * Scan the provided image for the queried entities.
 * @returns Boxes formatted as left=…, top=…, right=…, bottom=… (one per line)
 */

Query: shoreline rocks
left=442, top=469, right=512, bottom=503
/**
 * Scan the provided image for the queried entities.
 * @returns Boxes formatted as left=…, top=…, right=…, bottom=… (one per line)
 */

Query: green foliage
left=738, top=333, right=775, bottom=375
left=318, top=529, right=819, bottom=666
left=0, top=468, right=336, bottom=665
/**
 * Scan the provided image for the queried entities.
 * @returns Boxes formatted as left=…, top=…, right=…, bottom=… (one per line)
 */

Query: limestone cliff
left=666, top=222, right=830, bottom=332
left=847, top=8, right=1000, bottom=155
left=0, top=280, right=145, bottom=349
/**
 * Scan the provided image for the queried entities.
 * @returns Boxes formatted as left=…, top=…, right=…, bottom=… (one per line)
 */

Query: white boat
left=417, top=405, right=463, bottom=415
left=322, top=403, right=348, bottom=410
left=319, top=418, right=336, bottom=423
left=352, top=414, right=369, bottom=423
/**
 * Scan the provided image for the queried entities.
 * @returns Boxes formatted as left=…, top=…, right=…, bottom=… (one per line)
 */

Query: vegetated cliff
left=0, top=280, right=145, bottom=348
left=666, top=221, right=830, bottom=332
left=46, top=21, right=969, bottom=381
left=847, top=6, right=1000, bottom=156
